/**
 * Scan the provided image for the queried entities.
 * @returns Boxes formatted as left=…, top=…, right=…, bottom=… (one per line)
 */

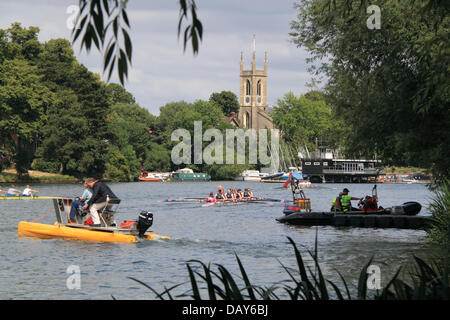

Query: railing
left=323, top=168, right=379, bottom=175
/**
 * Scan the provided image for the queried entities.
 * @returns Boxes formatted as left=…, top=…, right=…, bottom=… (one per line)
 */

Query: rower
left=6, top=185, right=21, bottom=197
left=22, top=185, right=38, bottom=197
left=215, top=189, right=225, bottom=202
left=243, top=188, right=253, bottom=200
left=234, top=188, right=241, bottom=201
left=225, top=189, right=235, bottom=201
left=206, top=192, right=216, bottom=203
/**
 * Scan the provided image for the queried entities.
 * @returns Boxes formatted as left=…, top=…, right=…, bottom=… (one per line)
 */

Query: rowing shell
left=0, top=196, right=67, bottom=200
left=201, top=198, right=286, bottom=207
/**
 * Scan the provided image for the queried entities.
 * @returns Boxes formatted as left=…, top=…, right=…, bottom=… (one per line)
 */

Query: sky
left=0, top=0, right=314, bottom=115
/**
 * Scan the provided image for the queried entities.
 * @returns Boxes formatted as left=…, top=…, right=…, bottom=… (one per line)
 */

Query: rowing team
left=0, top=184, right=38, bottom=197
left=206, top=185, right=254, bottom=203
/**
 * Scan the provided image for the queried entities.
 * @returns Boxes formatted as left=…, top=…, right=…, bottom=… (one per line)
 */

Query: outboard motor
left=137, top=211, right=153, bottom=237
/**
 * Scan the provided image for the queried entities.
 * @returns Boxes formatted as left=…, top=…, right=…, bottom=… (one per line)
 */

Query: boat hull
left=276, top=212, right=431, bottom=229
left=17, top=221, right=169, bottom=243
left=139, top=177, right=160, bottom=182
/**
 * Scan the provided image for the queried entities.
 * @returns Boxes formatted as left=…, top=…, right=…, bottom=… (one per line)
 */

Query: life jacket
left=340, top=195, right=352, bottom=212
left=361, top=197, right=377, bottom=211
left=331, top=197, right=342, bottom=211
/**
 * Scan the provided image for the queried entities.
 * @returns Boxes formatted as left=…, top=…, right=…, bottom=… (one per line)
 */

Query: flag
left=283, top=173, right=292, bottom=188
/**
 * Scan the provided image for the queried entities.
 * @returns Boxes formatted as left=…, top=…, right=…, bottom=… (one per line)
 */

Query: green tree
left=290, top=0, right=450, bottom=179
left=0, top=58, right=53, bottom=175
left=209, top=91, right=240, bottom=116
left=271, top=92, right=340, bottom=152
left=31, top=37, right=111, bottom=178
left=104, top=145, right=140, bottom=182
left=105, top=83, right=136, bottom=105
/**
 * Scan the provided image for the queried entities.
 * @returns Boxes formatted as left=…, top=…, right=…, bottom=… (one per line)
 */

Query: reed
left=129, top=234, right=449, bottom=300
left=427, top=179, right=450, bottom=250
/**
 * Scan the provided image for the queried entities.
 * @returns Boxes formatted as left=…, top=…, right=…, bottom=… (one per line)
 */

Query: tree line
left=0, top=23, right=262, bottom=181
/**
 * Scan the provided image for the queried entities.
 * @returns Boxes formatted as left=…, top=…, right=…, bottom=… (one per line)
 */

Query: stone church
left=227, top=45, right=273, bottom=130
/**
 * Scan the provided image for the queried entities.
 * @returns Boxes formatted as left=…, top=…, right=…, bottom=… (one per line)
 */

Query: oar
left=249, top=198, right=287, bottom=203
left=164, top=198, right=205, bottom=203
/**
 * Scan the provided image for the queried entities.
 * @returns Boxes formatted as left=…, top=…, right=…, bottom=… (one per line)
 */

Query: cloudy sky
left=0, top=0, right=314, bottom=115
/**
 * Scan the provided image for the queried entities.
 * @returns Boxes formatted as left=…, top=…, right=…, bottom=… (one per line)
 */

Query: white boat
left=234, top=170, right=261, bottom=182
left=139, top=172, right=170, bottom=182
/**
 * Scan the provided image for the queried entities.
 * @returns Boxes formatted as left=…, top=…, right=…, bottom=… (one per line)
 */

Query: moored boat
left=234, top=170, right=261, bottom=182
left=139, top=171, right=169, bottom=182
left=169, top=168, right=211, bottom=182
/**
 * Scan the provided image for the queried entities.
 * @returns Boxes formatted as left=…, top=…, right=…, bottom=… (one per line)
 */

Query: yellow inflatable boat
left=18, top=221, right=169, bottom=243
left=15, top=197, right=169, bottom=243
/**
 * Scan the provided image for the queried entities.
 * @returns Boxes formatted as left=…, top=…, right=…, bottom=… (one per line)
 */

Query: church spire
left=252, top=34, right=256, bottom=71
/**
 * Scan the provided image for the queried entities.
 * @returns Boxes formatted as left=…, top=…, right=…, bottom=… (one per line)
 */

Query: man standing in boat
left=340, top=188, right=362, bottom=212
left=82, top=178, right=120, bottom=227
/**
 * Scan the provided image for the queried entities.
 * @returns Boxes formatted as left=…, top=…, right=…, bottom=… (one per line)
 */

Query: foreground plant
left=128, top=236, right=449, bottom=300
left=427, top=179, right=450, bottom=250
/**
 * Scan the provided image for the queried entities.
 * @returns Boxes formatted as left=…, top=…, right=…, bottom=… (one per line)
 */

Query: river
left=0, top=182, right=435, bottom=299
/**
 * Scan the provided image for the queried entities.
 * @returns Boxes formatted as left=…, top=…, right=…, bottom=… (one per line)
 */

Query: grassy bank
left=384, top=166, right=430, bottom=176
left=0, top=169, right=78, bottom=183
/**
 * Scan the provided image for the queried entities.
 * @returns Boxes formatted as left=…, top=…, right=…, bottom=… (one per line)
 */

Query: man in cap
left=340, top=188, right=362, bottom=212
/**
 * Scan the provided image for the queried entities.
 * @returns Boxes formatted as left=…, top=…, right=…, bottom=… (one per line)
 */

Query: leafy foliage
left=209, top=91, right=240, bottom=116
left=290, top=0, right=450, bottom=179
left=272, top=91, right=344, bottom=152
left=71, top=0, right=203, bottom=85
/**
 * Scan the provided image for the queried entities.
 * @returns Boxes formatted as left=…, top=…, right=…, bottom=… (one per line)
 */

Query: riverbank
left=0, top=169, right=78, bottom=183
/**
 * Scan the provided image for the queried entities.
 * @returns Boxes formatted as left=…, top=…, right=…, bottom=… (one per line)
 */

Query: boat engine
left=137, top=211, right=153, bottom=237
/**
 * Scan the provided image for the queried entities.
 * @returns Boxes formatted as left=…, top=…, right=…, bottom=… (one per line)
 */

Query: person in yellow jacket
left=331, top=192, right=343, bottom=211
left=340, top=188, right=362, bottom=212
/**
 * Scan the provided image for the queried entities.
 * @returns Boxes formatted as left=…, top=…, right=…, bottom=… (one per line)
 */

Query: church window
left=243, top=112, right=250, bottom=129
left=246, top=80, right=251, bottom=96
left=257, top=80, right=261, bottom=96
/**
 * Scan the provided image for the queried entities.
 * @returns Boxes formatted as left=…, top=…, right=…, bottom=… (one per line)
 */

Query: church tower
left=238, top=36, right=273, bottom=130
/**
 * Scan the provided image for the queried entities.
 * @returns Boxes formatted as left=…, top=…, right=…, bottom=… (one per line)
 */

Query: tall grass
left=427, top=179, right=450, bottom=250
left=129, top=235, right=449, bottom=300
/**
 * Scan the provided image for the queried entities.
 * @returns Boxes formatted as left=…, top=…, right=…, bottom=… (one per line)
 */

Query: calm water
left=0, top=182, right=435, bottom=299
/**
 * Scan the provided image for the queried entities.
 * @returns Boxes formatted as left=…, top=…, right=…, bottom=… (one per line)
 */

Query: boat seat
left=99, top=198, right=121, bottom=227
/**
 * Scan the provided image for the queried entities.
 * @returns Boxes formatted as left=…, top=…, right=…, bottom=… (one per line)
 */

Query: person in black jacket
left=82, top=178, right=119, bottom=227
